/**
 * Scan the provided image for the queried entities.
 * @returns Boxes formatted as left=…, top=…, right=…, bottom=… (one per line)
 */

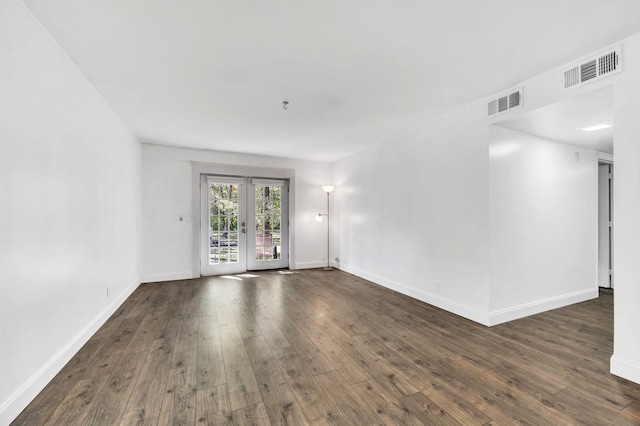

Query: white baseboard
left=339, top=264, right=491, bottom=326
left=611, top=355, right=640, bottom=385
left=293, top=261, right=337, bottom=270
left=141, top=271, right=194, bottom=283
left=339, top=264, right=599, bottom=328
left=0, top=278, right=140, bottom=425
left=488, top=288, right=598, bottom=326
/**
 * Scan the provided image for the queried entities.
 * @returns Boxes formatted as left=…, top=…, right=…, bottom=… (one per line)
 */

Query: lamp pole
left=320, top=185, right=334, bottom=271
left=324, top=190, right=331, bottom=270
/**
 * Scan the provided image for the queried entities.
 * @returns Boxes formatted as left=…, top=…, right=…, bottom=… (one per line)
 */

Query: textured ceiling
left=22, top=0, right=640, bottom=161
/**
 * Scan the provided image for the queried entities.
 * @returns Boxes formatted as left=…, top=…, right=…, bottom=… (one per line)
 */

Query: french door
left=200, top=175, right=289, bottom=276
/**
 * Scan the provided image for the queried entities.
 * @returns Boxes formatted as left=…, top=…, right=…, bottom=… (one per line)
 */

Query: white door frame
left=597, top=152, right=614, bottom=289
left=191, top=162, right=296, bottom=277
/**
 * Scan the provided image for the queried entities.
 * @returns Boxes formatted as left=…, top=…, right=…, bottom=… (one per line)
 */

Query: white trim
left=339, top=263, right=491, bottom=326
left=294, top=260, right=338, bottom=270
left=192, top=162, right=296, bottom=278
left=0, top=278, right=140, bottom=425
left=487, top=288, right=598, bottom=325
left=597, top=151, right=614, bottom=163
left=206, top=176, right=244, bottom=185
left=141, top=271, right=194, bottom=283
left=611, top=355, right=640, bottom=384
left=251, top=178, right=285, bottom=187
left=338, top=263, right=598, bottom=327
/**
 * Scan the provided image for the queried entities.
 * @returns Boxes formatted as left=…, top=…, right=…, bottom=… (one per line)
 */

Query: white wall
left=488, top=126, right=598, bottom=324
left=334, top=86, right=601, bottom=327
left=141, top=144, right=333, bottom=282
left=334, top=30, right=640, bottom=383
left=611, top=32, right=640, bottom=384
left=334, top=102, right=492, bottom=324
left=0, top=1, right=141, bottom=423
left=142, top=158, right=193, bottom=282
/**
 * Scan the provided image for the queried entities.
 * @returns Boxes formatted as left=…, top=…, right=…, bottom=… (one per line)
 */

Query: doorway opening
left=598, top=161, right=613, bottom=288
left=199, top=175, right=289, bottom=276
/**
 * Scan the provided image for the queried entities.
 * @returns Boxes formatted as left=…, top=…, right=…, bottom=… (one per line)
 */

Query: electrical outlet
left=107, top=287, right=109, bottom=297
left=434, top=281, right=440, bottom=293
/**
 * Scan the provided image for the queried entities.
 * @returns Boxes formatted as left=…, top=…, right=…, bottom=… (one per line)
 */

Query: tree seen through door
left=255, top=185, right=281, bottom=261
left=209, top=183, right=239, bottom=264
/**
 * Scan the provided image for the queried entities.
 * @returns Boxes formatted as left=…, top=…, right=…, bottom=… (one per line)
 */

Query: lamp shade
left=322, top=185, right=335, bottom=193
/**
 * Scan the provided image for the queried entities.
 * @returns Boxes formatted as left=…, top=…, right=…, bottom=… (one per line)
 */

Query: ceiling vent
left=487, top=87, right=523, bottom=117
left=563, top=45, right=622, bottom=89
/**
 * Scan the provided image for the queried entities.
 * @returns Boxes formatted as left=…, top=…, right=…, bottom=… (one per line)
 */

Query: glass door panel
left=200, top=176, right=246, bottom=275
left=247, top=179, right=289, bottom=270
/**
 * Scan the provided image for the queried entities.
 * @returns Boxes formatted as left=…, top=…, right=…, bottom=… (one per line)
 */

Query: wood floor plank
left=501, top=338, right=633, bottom=409
left=120, top=347, right=173, bottom=425
left=195, top=384, right=233, bottom=426
left=124, top=302, right=170, bottom=353
left=178, top=280, right=201, bottom=317
left=321, top=322, right=417, bottom=396
left=218, top=323, right=262, bottom=411
left=233, top=303, right=262, bottom=340
left=313, top=370, right=385, bottom=425
left=353, top=332, right=450, bottom=395
left=82, top=350, right=148, bottom=425
left=196, top=321, right=226, bottom=390
left=56, top=338, right=107, bottom=378
left=548, top=387, right=637, bottom=426
left=622, top=402, right=640, bottom=422
left=272, top=346, right=345, bottom=425
left=13, top=271, right=640, bottom=426
left=248, top=304, right=291, bottom=350
left=437, top=356, right=566, bottom=426
left=199, top=281, right=218, bottom=322
left=170, top=314, right=199, bottom=369
left=99, top=317, right=144, bottom=358
left=158, top=365, right=197, bottom=426
left=400, top=391, right=475, bottom=426
left=271, top=313, right=335, bottom=375
left=43, top=376, right=109, bottom=426
left=231, top=403, right=270, bottom=426
left=119, top=283, right=159, bottom=319
left=351, top=380, right=425, bottom=426
left=76, top=351, right=124, bottom=381
left=296, top=323, right=371, bottom=385
left=244, top=336, right=308, bottom=425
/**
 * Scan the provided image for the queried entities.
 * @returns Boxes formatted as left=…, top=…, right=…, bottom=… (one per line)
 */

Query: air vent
left=498, top=96, right=508, bottom=112
left=487, top=87, right=523, bottom=117
left=563, top=45, right=622, bottom=89
left=508, top=91, right=521, bottom=109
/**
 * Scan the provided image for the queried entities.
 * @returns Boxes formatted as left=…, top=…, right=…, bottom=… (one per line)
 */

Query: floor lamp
left=316, top=185, right=334, bottom=271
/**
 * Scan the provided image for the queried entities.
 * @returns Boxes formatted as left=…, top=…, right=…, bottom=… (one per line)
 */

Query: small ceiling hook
left=282, top=100, right=289, bottom=110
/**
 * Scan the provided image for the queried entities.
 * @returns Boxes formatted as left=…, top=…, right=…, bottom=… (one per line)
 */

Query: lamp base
left=323, top=266, right=333, bottom=271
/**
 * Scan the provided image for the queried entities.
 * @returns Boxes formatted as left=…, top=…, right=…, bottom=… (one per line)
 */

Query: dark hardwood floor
left=11, top=269, right=640, bottom=425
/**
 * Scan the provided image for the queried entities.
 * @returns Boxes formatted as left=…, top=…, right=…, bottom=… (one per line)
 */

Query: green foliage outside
left=209, top=183, right=239, bottom=237
left=255, top=186, right=281, bottom=233
left=208, top=183, right=282, bottom=263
